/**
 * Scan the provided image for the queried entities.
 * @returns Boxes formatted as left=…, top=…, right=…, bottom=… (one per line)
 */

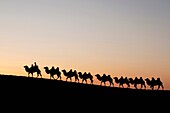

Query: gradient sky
left=0, top=0, right=170, bottom=90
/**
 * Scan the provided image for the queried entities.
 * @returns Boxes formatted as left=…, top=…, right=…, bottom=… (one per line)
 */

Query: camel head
left=95, top=74, right=100, bottom=77
left=44, top=66, right=50, bottom=74
left=129, top=78, right=134, bottom=84
left=62, top=69, right=66, bottom=73
left=62, top=69, right=68, bottom=76
left=44, top=66, right=48, bottom=69
left=113, top=77, right=118, bottom=80
left=24, top=65, right=28, bottom=69
left=23, top=65, right=29, bottom=71
left=145, top=78, right=151, bottom=85
left=113, top=77, right=119, bottom=83
left=78, top=72, right=83, bottom=78
left=95, top=74, right=101, bottom=81
left=145, top=78, right=150, bottom=82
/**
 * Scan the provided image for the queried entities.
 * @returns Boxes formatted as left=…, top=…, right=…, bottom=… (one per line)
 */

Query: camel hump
left=103, top=74, right=106, bottom=77
left=151, top=77, right=156, bottom=82
left=83, top=72, right=87, bottom=75
left=78, top=72, right=82, bottom=74
left=69, top=69, right=73, bottom=73
left=56, top=67, right=59, bottom=71
left=157, top=77, right=160, bottom=81
left=51, top=66, right=55, bottom=69
left=74, top=70, right=77, bottom=73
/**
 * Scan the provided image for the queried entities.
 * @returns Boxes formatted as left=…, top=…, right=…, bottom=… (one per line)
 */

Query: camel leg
left=141, top=84, right=143, bottom=89
left=134, top=84, right=137, bottom=89
left=53, top=76, right=55, bottom=80
left=100, top=81, right=102, bottom=86
left=37, top=72, right=40, bottom=78
left=161, top=85, right=164, bottom=90
left=120, top=84, right=123, bottom=88
left=157, top=85, right=160, bottom=90
left=110, top=82, right=113, bottom=87
left=144, top=84, right=146, bottom=89
left=151, top=86, right=154, bottom=90
left=127, top=83, right=130, bottom=88
left=119, top=84, right=121, bottom=88
left=75, top=78, right=78, bottom=82
left=38, top=72, right=42, bottom=78
left=91, top=80, right=93, bottom=85
left=90, top=79, right=93, bottom=85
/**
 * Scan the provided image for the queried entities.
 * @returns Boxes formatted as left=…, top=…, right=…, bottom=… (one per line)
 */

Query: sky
left=0, top=0, right=170, bottom=90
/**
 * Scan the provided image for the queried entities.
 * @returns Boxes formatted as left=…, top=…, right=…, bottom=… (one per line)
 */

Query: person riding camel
left=34, top=62, right=39, bottom=70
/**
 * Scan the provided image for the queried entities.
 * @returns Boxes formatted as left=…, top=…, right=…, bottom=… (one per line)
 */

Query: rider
left=34, top=62, right=39, bottom=70
left=31, top=64, right=34, bottom=70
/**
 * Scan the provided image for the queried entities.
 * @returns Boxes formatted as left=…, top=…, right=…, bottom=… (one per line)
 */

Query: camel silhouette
left=145, top=77, right=164, bottom=90
left=129, top=77, right=146, bottom=89
left=114, top=76, right=130, bottom=88
left=62, top=69, right=79, bottom=82
left=55, top=67, right=62, bottom=80
left=95, top=74, right=114, bottom=87
left=44, top=66, right=61, bottom=80
left=78, top=72, right=93, bottom=84
left=24, top=65, right=42, bottom=78
left=44, top=66, right=55, bottom=79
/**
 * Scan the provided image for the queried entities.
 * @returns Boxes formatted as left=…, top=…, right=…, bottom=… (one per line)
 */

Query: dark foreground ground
left=0, top=74, right=169, bottom=109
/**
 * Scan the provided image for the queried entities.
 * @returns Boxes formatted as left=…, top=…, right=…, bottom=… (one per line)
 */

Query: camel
left=62, top=69, right=79, bottom=82
left=145, top=77, right=164, bottom=90
left=24, top=65, right=42, bottom=78
left=95, top=74, right=114, bottom=87
left=55, top=67, right=62, bottom=80
left=44, top=66, right=59, bottom=80
left=78, top=72, right=93, bottom=84
left=114, top=76, right=130, bottom=88
left=129, top=77, right=146, bottom=89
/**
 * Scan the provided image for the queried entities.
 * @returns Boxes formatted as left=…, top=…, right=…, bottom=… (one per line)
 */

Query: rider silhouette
left=30, top=62, right=39, bottom=71
left=31, top=64, right=34, bottom=70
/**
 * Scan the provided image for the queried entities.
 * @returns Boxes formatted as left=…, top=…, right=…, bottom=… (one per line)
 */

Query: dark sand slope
left=0, top=74, right=169, bottom=102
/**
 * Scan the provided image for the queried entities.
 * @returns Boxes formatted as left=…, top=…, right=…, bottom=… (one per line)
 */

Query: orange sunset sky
left=0, top=0, right=170, bottom=90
